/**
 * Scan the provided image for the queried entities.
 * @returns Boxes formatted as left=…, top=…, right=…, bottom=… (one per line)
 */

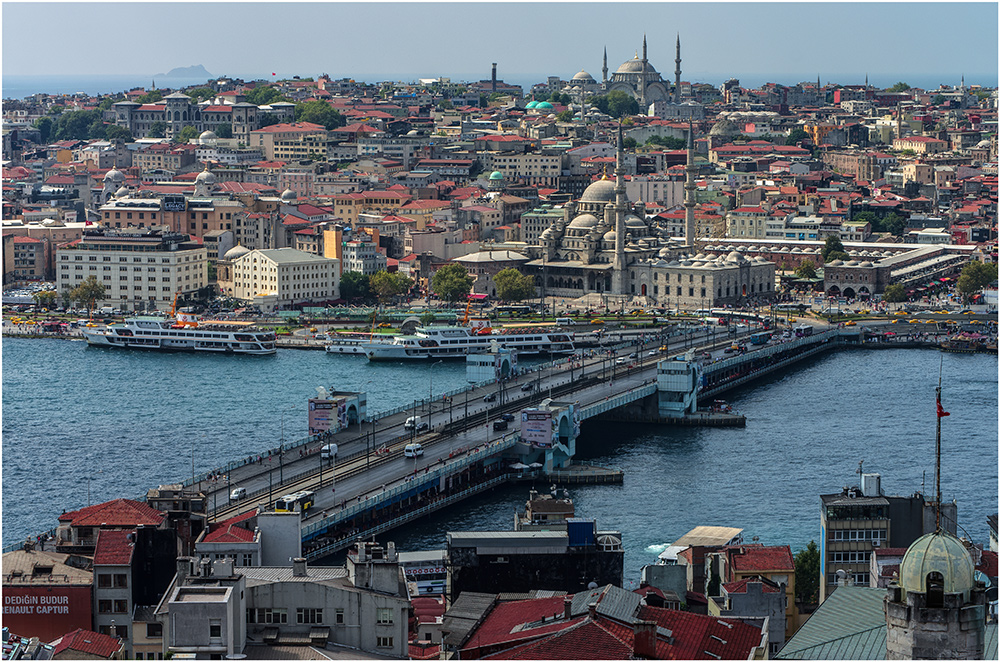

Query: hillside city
left=2, top=47, right=998, bottom=661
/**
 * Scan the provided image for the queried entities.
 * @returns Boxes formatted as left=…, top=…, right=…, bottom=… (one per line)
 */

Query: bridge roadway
left=200, top=324, right=765, bottom=529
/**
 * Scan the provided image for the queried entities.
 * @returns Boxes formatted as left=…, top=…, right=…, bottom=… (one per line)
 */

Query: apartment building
left=230, top=247, right=339, bottom=309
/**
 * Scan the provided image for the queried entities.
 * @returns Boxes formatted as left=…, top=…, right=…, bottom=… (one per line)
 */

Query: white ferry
left=82, top=310, right=276, bottom=355
left=349, top=323, right=575, bottom=361
left=324, top=334, right=372, bottom=356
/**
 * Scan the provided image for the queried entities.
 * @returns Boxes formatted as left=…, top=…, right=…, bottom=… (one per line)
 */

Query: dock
left=546, top=463, right=624, bottom=485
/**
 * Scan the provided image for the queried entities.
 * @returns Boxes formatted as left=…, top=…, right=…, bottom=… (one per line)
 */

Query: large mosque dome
left=617, top=55, right=656, bottom=74
left=580, top=178, right=616, bottom=203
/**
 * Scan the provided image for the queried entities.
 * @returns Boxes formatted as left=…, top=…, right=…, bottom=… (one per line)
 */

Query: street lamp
left=279, top=405, right=296, bottom=484
left=428, top=360, right=443, bottom=429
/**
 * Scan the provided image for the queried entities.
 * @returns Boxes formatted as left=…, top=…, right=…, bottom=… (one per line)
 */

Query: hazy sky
left=3, top=2, right=998, bottom=84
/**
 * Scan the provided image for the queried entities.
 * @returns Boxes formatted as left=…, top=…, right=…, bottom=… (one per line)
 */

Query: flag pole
left=935, top=356, right=944, bottom=531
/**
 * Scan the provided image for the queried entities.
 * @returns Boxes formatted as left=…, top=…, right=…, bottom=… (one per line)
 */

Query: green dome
left=489, top=171, right=504, bottom=181
left=898, top=531, right=974, bottom=599
left=535, top=101, right=554, bottom=110
left=525, top=101, right=539, bottom=109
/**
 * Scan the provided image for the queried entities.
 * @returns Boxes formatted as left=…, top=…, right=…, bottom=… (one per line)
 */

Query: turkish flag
left=936, top=397, right=950, bottom=418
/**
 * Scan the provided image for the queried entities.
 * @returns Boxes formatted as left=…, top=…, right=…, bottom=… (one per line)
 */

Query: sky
left=2, top=1, right=998, bottom=87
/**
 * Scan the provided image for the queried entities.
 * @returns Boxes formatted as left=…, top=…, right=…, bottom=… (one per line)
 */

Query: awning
left=468, top=293, right=488, bottom=300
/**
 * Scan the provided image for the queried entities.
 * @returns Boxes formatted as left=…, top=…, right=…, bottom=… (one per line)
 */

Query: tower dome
left=568, top=213, right=600, bottom=229
left=196, top=168, right=217, bottom=185
left=104, top=168, right=125, bottom=184
left=898, top=531, right=975, bottom=599
left=580, top=178, right=616, bottom=203
left=572, top=70, right=596, bottom=83
left=280, top=188, right=297, bottom=202
left=489, top=170, right=505, bottom=181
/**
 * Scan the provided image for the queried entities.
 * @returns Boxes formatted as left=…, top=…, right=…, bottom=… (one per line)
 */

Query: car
left=404, top=443, right=424, bottom=458
left=844, top=320, right=857, bottom=326
left=230, top=487, right=247, bottom=500
left=615, top=357, right=626, bottom=365
left=648, top=350, right=658, bottom=356
left=894, top=311, right=909, bottom=315
left=501, top=413, right=515, bottom=422
left=659, top=345, right=669, bottom=352
left=628, top=352, right=637, bottom=359
left=492, top=420, right=508, bottom=431
left=590, top=319, right=604, bottom=325
left=483, top=392, right=497, bottom=402
left=520, top=382, right=535, bottom=392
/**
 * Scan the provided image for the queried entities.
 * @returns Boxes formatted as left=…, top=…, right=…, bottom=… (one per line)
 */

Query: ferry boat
left=324, top=333, right=372, bottom=355
left=939, top=333, right=986, bottom=354
left=82, top=309, right=276, bottom=355
left=334, top=322, right=575, bottom=361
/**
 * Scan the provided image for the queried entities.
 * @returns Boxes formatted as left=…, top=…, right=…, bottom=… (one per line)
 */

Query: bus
left=495, top=305, right=532, bottom=316
left=794, top=324, right=814, bottom=337
left=775, top=303, right=810, bottom=313
left=750, top=331, right=772, bottom=345
left=274, top=490, right=315, bottom=513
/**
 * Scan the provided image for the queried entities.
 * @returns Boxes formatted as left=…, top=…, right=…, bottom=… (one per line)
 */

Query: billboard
left=521, top=410, right=553, bottom=448
left=308, top=398, right=335, bottom=435
left=2, top=585, right=93, bottom=641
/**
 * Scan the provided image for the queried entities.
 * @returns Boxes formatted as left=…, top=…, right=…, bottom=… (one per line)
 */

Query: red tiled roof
left=483, top=618, right=631, bottom=660
left=50, top=629, right=123, bottom=658
left=637, top=605, right=763, bottom=659
left=203, top=508, right=257, bottom=543
left=728, top=545, right=795, bottom=573
left=94, top=528, right=135, bottom=565
left=723, top=577, right=780, bottom=594
left=978, top=550, right=998, bottom=579
left=137, top=104, right=165, bottom=112
left=58, top=498, right=164, bottom=527
left=251, top=122, right=325, bottom=134
left=12, top=236, right=42, bottom=244
left=463, top=596, right=572, bottom=652
left=201, top=105, right=232, bottom=113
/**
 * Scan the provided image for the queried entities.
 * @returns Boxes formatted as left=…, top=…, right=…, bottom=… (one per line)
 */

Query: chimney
left=563, top=596, right=573, bottom=619
left=176, top=556, right=191, bottom=582
left=292, top=557, right=307, bottom=577
left=491, top=63, right=497, bottom=94
left=587, top=602, right=598, bottom=619
left=633, top=620, right=657, bottom=658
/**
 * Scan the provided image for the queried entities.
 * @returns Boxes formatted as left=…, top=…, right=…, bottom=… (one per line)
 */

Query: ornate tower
left=602, top=46, right=608, bottom=87
left=639, top=35, right=648, bottom=109
left=612, top=123, right=627, bottom=295
left=674, top=34, right=682, bottom=104
left=684, top=120, right=697, bottom=247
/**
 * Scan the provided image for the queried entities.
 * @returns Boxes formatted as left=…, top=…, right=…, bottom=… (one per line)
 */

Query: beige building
left=56, top=227, right=208, bottom=311
left=726, top=206, right=769, bottom=239
left=249, top=122, right=329, bottom=160
left=230, top=248, right=340, bottom=310
left=892, top=136, right=948, bottom=155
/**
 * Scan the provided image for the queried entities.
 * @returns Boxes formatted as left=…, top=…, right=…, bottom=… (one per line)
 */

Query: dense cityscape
left=3, top=15, right=999, bottom=662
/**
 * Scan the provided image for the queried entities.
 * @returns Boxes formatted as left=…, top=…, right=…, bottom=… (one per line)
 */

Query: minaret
left=639, top=35, right=648, bottom=109
left=612, top=123, right=627, bottom=295
left=602, top=46, right=608, bottom=87
left=896, top=101, right=903, bottom=141
left=674, top=34, right=682, bottom=104
left=684, top=119, right=697, bottom=248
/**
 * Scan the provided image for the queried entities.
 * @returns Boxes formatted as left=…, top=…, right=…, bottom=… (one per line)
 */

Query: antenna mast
left=935, top=358, right=944, bottom=531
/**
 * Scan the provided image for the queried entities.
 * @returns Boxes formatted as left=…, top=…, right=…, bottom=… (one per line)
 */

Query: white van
left=404, top=416, right=427, bottom=431
left=556, top=317, right=574, bottom=326
left=404, top=442, right=424, bottom=458
left=320, top=443, right=338, bottom=459
left=230, top=487, right=247, bottom=500
left=99, top=306, right=115, bottom=315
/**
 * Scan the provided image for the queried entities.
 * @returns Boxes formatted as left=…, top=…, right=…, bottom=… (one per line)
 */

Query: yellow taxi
left=894, top=311, right=908, bottom=315
left=844, top=320, right=857, bottom=326
left=591, top=319, right=604, bottom=325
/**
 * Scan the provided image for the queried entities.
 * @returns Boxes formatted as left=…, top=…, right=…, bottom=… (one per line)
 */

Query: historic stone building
left=605, top=36, right=672, bottom=108
left=112, top=93, right=292, bottom=142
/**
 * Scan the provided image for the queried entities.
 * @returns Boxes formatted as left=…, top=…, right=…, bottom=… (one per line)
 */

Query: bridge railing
left=703, top=329, right=838, bottom=375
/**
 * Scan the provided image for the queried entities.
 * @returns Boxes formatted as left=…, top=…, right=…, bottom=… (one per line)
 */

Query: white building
left=341, top=237, right=387, bottom=275
left=230, top=248, right=339, bottom=310
left=56, top=227, right=208, bottom=311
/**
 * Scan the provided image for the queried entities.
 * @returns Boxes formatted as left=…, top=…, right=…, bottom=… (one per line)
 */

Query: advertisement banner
left=308, top=398, right=334, bottom=435
left=521, top=410, right=552, bottom=448
left=2, top=586, right=93, bottom=642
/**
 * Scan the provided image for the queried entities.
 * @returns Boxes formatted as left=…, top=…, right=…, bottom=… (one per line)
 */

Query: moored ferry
left=324, top=333, right=373, bottom=355
left=351, top=323, right=575, bottom=361
left=82, top=310, right=276, bottom=355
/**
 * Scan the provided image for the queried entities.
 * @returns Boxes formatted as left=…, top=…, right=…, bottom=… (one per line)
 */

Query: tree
left=795, top=260, right=817, bottom=280
left=175, top=125, right=199, bottom=143
left=32, top=290, right=57, bottom=310
left=369, top=270, right=412, bottom=304
left=595, top=90, right=639, bottom=118
left=888, top=82, right=911, bottom=93
left=339, top=271, right=370, bottom=301
left=549, top=92, right=572, bottom=105
left=105, top=125, right=133, bottom=143
left=294, top=100, right=345, bottom=130
left=136, top=90, right=163, bottom=104
left=33, top=116, right=53, bottom=143
left=186, top=87, right=216, bottom=101
left=431, top=263, right=474, bottom=303
left=419, top=311, right=436, bottom=326
left=257, top=114, right=280, bottom=129
left=956, top=261, right=998, bottom=302
left=214, top=123, right=233, bottom=139
left=882, top=213, right=906, bottom=236
left=494, top=268, right=536, bottom=302
left=437, top=99, right=453, bottom=110
left=97, top=97, right=115, bottom=112
left=794, top=541, right=820, bottom=605
left=622, top=137, right=638, bottom=149
left=556, top=110, right=574, bottom=122
left=826, top=251, right=850, bottom=262
left=52, top=110, right=103, bottom=140
left=786, top=128, right=809, bottom=146
left=70, top=276, right=107, bottom=317
left=646, top=135, right=685, bottom=150
left=244, top=86, right=286, bottom=106
left=821, top=235, right=846, bottom=262
left=931, top=94, right=946, bottom=106
left=882, top=283, right=907, bottom=305
left=148, top=121, right=167, bottom=138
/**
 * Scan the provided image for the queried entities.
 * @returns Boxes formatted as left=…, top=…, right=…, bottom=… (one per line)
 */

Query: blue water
left=2, top=340, right=997, bottom=587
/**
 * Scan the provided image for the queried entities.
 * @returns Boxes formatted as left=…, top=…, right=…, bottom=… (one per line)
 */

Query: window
left=247, top=608, right=287, bottom=624
left=297, top=608, right=323, bottom=624
left=376, top=636, right=393, bottom=648
left=146, top=623, right=162, bottom=638
left=114, top=599, right=128, bottom=613
left=209, top=620, right=222, bottom=638
left=99, top=599, right=112, bottom=613
left=376, top=608, right=394, bottom=624
left=98, top=574, right=112, bottom=588
left=335, top=608, right=344, bottom=624
left=114, top=573, right=128, bottom=588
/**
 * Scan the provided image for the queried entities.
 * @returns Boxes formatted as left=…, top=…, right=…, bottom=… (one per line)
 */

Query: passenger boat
left=324, top=333, right=373, bottom=355
left=82, top=307, right=276, bottom=355
left=939, top=333, right=986, bottom=354
left=339, top=322, right=575, bottom=361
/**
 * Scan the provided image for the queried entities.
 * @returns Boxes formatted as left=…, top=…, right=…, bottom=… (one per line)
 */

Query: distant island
left=153, top=64, right=213, bottom=79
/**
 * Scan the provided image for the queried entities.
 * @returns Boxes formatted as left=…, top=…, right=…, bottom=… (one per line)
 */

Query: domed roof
left=603, top=230, right=617, bottom=242
left=489, top=170, right=504, bottom=181
left=199, top=130, right=218, bottom=141
left=727, top=251, right=744, bottom=262
left=828, top=259, right=845, bottom=266
left=104, top=168, right=125, bottom=183
left=709, top=118, right=742, bottom=137
left=535, top=101, right=554, bottom=110
left=280, top=188, right=297, bottom=202
left=898, top=531, right=975, bottom=598
left=115, top=186, right=130, bottom=198
left=658, top=247, right=672, bottom=258
left=625, top=215, right=646, bottom=228
left=196, top=168, right=216, bottom=184
left=617, top=56, right=656, bottom=74
left=580, top=178, right=616, bottom=203
left=223, top=244, right=251, bottom=261
left=525, top=100, right=539, bottom=109
left=568, top=213, right=600, bottom=229
left=572, top=70, right=596, bottom=82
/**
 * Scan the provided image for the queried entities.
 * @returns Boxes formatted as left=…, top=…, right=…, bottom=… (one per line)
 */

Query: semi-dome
left=280, top=188, right=297, bottom=202
left=223, top=244, right=251, bottom=261
left=580, top=178, right=616, bottom=203
left=196, top=168, right=216, bottom=185
left=709, top=118, right=742, bottom=137
left=898, top=531, right=975, bottom=599
left=115, top=186, right=130, bottom=198
left=625, top=215, right=646, bottom=228
left=568, top=213, right=599, bottom=229
left=603, top=230, right=617, bottom=242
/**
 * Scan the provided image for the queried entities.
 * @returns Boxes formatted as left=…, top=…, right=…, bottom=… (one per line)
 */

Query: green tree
left=882, top=283, right=907, bottom=305
left=786, top=128, right=809, bottom=146
left=32, top=290, right=57, bottom=310
left=494, top=268, right=536, bottom=302
left=215, top=123, right=233, bottom=139
left=622, top=137, right=638, bottom=149
left=48, top=106, right=64, bottom=116
left=244, top=86, right=287, bottom=106
left=532, top=91, right=551, bottom=103
left=419, top=311, right=436, bottom=326
left=431, top=263, right=474, bottom=303
left=596, top=90, right=639, bottom=118
left=148, top=121, right=168, bottom=138
left=136, top=90, right=163, bottom=104
left=821, top=235, right=846, bottom=262
left=437, top=99, right=453, bottom=110
left=175, top=125, right=200, bottom=142
left=257, top=114, right=280, bottom=129
left=70, top=276, right=107, bottom=317
left=556, top=110, right=574, bottom=122
left=956, top=261, right=998, bottom=302
left=339, top=271, right=371, bottom=301
left=931, top=94, right=946, bottom=106
left=294, top=100, right=345, bottom=130
left=795, top=260, right=817, bottom=280
left=33, top=116, right=54, bottom=143
left=826, top=251, right=850, bottom=262
left=369, top=270, right=413, bottom=304
left=794, top=541, right=820, bottom=605
left=646, top=135, right=686, bottom=150
left=882, top=213, right=906, bottom=236
left=186, top=87, right=216, bottom=101
left=97, top=97, right=115, bottom=112
left=549, top=92, right=572, bottom=105
left=105, top=125, right=133, bottom=143
left=888, top=82, right=911, bottom=93
left=52, top=110, right=103, bottom=141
